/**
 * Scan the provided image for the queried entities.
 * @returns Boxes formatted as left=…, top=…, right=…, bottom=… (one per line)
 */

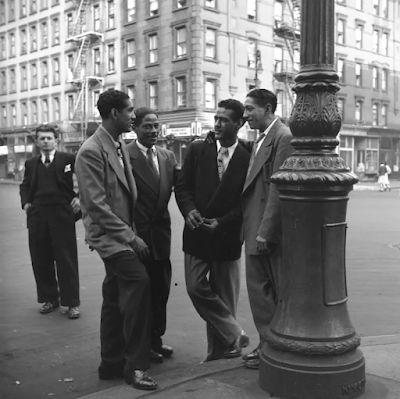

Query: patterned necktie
left=116, top=142, right=124, bottom=168
left=147, top=148, right=159, bottom=179
left=246, top=133, right=265, bottom=178
left=44, top=153, right=51, bottom=167
left=217, top=147, right=229, bottom=181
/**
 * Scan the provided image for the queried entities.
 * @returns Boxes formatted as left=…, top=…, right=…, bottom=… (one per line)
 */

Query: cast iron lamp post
left=259, top=1, right=366, bottom=398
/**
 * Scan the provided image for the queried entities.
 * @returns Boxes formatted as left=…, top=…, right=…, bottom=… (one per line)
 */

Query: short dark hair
left=133, top=107, right=158, bottom=126
left=217, top=99, right=244, bottom=122
left=246, top=89, right=277, bottom=113
left=97, top=89, right=131, bottom=119
left=35, top=124, right=58, bottom=138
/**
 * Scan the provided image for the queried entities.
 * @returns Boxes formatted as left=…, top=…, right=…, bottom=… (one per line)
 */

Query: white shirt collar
left=41, top=150, right=56, bottom=162
left=216, top=139, right=238, bottom=155
left=260, top=117, right=278, bottom=138
left=136, top=140, right=156, bottom=156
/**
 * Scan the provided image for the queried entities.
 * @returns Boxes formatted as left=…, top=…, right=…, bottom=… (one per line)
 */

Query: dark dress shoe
left=224, top=331, right=250, bottom=359
left=242, top=346, right=260, bottom=361
left=152, top=344, right=173, bottom=358
left=150, top=349, right=163, bottom=363
left=39, top=300, right=60, bottom=314
left=244, top=358, right=260, bottom=369
left=125, top=369, right=158, bottom=391
left=98, top=360, right=125, bottom=380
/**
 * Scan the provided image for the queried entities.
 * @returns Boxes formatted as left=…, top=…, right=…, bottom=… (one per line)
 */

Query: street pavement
left=0, top=182, right=399, bottom=399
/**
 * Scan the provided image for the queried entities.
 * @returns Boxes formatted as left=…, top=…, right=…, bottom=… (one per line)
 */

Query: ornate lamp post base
left=260, top=346, right=365, bottom=399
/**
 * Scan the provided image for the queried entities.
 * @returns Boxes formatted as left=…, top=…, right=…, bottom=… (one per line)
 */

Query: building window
left=337, top=58, right=345, bottom=82
left=126, top=39, right=136, bottom=68
left=42, top=60, right=49, bottom=87
left=275, top=0, right=283, bottom=23
left=93, top=90, right=100, bottom=117
left=339, top=136, right=353, bottom=171
left=8, top=0, right=15, bottom=21
left=248, top=0, right=256, bottom=21
left=10, top=31, right=15, bottom=57
left=274, top=45, right=283, bottom=72
left=32, top=100, right=37, bottom=124
left=382, top=0, right=388, bottom=17
left=177, top=0, right=187, bottom=8
left=205, top=28, right=216, bottom=59
left=373, top=0, right=379, bottom=16
left=381, top=69, right=387, bottom=91
left=337, top=98, right=344, bottom=121
left=93, top=48, right=101, bottom=75
left=0, top=1, right=4, bottom=25
left=126, top=85, right=135, bottom=107
left=21, top=65, right=27, bottom=91
left=0, top=70, right=6, bottom=94
left=107, top=44, right=115, bottom=72
left=355, top=100, right=362, bottom=122
left=67, top=54, right=74, bottom=80
left=372, top=103, right=378, bottom=126
left=372, top=66, right=378, bottom=90
left=176, top=27, right=187, bottom=59
left=40, top=0, right=48, bottom=9
left=0, top=36, right=4, bottom=59
left=21, top=28, right=27, bottom=54
left=21, top=0, right=27, bottom=17
left=53, top=58, right=60, bottom=84
left=93, top=5, right=100, bottom=31
left=148, top=34, right=158, bottom=64
left=67, top=95, right=74, bottom=120
left=248, top=40, right=256, bottom=68
left=21, top=102, right=28, bottom=125
left=149, top=81, right=158, bottom=109
left=355, top=0, right=362, bottom=10
left=31, top=0, right=37, bottom=13
left=10, top=68, right=16, bottom=92
left=41, top=21, right=48, bottom=48
left=67, top=13, right=73, bottom=37
left=11, top=104, right=16, bottom=125
left=355, top=63, right=362, bottom=87
left=176, top=76, right=187, bottom=107
left=337, top=19, right=345, bottom=45
left=53, top=97, right=60, bottom=121
left=42, top=99, right=49, bottom=122
left=52, top=18, right=60, bottom=45
left=31, top=25, right=37, bottom=51
left=31, top=63, right=37, bottom=88
left=1, top=105, right=6, bottom=126
left=205, top=79, right=216, bottom=109
left=107, top=0, right=115, bottom=29
left=372, top=30, right=379, bottom=53
left=381, top=104, right=387, bottom=126
left=355, top=25, right=363, bottom=49
left=381, top=32, right=388, bottom=55
left=149, top=0, right=159, bottom=16
left=205, top=0, right=216, bottom=8
left=365, top=138, right=379, bottom=173
left=126, top=0, right=136, bottom=23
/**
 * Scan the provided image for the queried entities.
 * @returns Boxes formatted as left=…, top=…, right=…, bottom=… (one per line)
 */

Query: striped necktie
left=246, top=133, right=265, bottom=178
left=217, top=147, right=229, bottom=180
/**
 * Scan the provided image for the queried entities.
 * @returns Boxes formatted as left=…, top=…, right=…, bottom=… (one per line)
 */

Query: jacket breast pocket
left=263, top=163, right=272, bottom=183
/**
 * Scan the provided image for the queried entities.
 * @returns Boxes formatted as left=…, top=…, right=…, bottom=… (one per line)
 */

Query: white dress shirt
left=254, top=117, right=279, bottom=156
left=136, top=140, right=159, bottom=174
left=216, top=139, right=239, bottom=173
left=41, top=150, right=56, bottom=164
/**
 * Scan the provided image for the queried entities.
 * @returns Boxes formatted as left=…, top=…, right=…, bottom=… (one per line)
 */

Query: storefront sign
left=64, top=132, right=83, bottom=143
left=25, top=145, right=33, bottom=152
left=166, top=127, right=191, bottom=137
left=14, top=145, right=26, bottom=153
left=0, top=146, right=8, bottom=155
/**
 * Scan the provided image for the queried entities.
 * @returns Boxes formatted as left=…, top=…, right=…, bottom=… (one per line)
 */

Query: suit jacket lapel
left=121, top=141, right=137, bottom=203
left=29, top=156, right=41, bottom=201
left=97, top=127, right=130, bottom=193
left=54, top=151, right=63, bottom=183
left=129, top=141, right=159, bottom=195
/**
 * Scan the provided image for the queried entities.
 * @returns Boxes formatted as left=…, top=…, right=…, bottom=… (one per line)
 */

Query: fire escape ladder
left=73, top=0, right=90, bottom=36
left=73, top=37, right=90, bottom=81
left=73, top=82, right=86, bottom=122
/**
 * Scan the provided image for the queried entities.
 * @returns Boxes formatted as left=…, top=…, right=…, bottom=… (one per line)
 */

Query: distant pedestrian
left=384, top=162, right=392, bottom=191
left=19, top=124, right=81, bottom=319
left=175, top=99, right=251, bottom=362
left=378, top=162, right=388, bottom=192
left=75, top=89, right=157, bottom=391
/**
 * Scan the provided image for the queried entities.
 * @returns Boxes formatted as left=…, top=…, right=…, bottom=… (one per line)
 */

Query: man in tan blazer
left=241, top=89, right=292, bottom=370
left=75, top=89, right=157, bottom=391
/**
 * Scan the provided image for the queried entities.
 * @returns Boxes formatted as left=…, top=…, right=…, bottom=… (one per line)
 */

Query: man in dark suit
left=20, top=124, right=81, bottom=319
left=75, top=89, right=157, bottom=391
left=175, top=99, right=251, bottom=362
left=127, top=107, right=179, bottom=363
left=241, top=89, right=293, bottom=369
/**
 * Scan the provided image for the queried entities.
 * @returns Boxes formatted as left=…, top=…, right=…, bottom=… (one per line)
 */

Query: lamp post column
left=259, top=1, right=365, bottom=398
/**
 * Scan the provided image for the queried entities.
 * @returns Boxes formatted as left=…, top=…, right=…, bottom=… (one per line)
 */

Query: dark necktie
left=44, top=153, right=51, bottom=167
left=147, top=148, right=159, bottom=179
left=246, top=133, right=265, bottom=178
left=116, top=142, right=124, bottom=168
left=217, top=147, right=229, bottom=180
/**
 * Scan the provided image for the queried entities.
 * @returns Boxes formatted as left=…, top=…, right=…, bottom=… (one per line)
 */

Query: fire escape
left=67, top=0, right=104, bottom=139
left=273, top=0, right=301, bottom=121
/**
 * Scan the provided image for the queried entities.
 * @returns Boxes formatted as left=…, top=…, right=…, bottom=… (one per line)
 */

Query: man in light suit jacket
left=20, top=124, right=81, bottom=319
left=241, top=89, right=293, bottom=370
left=127, top=107, right=179, bottom=363
left=75, top=90, right=157, bottom=391
left=175, top=99, right=251, bottom=362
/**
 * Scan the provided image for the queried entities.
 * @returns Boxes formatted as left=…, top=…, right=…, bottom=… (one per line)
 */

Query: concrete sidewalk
left=80, top=335, right=400, bottom=399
